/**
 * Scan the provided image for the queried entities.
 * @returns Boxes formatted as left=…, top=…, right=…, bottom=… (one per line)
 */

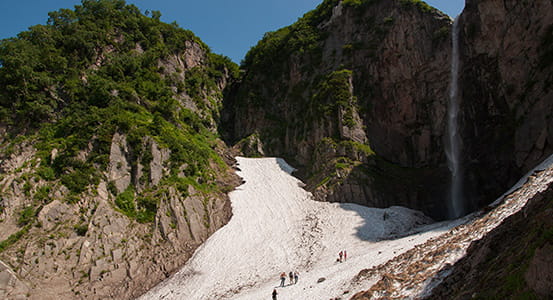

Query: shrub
left=18, top=207, right=36, bottom=226
left=74, top=223, right=88, bottom=236
left=0, top=226, right=30, bottom=252
left=399, top=0, right=435, bottom=13
left=135, top=196, right=158, bottom=223
left=343, top=0, right=363, bottom=7
left=34, top=186, right=52, bottom=203
left=115, top=187, right=136, bottom=216
left=36, top=165, right=56, bottom=180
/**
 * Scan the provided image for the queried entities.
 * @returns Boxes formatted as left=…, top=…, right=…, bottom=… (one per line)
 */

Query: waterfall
left=445, top=17, right=464, bottom=219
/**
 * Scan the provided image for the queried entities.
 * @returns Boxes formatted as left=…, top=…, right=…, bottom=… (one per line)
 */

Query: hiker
left=294, top=271, right=299, bottom=284
left=344, top=250, right=347, bottom=261
left=280, top=272, right=286, bottom=287
left=272, top=289, right=278, bottom=300
left=339, top=251, right=343, bottom=262
left=289, top=271, right=294, bottom=284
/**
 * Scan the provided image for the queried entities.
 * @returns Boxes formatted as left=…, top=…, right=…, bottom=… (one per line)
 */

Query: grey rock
left=108, top=133, right=132, bottom=194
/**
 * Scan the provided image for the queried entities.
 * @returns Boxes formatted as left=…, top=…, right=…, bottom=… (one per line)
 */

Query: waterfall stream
left=445, top=17, right=464, bottom=219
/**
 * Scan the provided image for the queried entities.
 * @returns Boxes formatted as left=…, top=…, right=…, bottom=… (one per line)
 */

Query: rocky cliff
left=0, top=135, right=237, bottom=300
left=226, top=0, right=553, bottom=221
left=349, top=0, right=553, bottom=297
left=425, top=175, right=553, bottom=299
left=3, top=0, right=553, bottom=298
left=458, top=0, right=553, bottom=210
left=0, top=1, right=239, bottom=299
left=224, top=0, right=453, bottom=219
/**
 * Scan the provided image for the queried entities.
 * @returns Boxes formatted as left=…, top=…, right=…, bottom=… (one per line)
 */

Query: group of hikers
left=338, top=250, right=347, bottom=262
left=273, top=271, right=299, bottom=299
left=272, top=250, right=348, bottom=299
left=279, top=271, right=299, bottom=287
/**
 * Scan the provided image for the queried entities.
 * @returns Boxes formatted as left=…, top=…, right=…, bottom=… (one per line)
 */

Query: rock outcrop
left=0, top=133, right=238, bottom=300
left=225, top=0, right=453, bottom=218
left=225, top=0, right=553, bottom=220
left=425, top=176, right=553, bottom=300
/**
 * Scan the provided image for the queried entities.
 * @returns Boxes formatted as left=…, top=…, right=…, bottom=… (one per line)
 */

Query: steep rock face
left=108, top=132, right=133, bottom=194
left=0, top=133, right=238, bottom=300
left=459, top=0, right=553, bottom=208
left=225, top=0, right=452, bottom=218
left=0, top=2, right=240, bottom=299
left=426, top=180, right=553, bottom=299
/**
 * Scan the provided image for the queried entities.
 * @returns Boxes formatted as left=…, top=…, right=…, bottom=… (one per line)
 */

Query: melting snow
left=141, top=154, right=553, bottom=299
left=140, top=157, right=448, bottom=299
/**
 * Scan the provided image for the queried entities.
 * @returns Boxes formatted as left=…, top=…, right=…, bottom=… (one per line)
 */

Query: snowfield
left=140, top=157, right=451, bottom=300
left=140, top=155, right=553, bottom=299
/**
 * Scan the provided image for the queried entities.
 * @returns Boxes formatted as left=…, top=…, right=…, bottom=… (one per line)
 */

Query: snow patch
left=140, top=157, right=439, bottom=299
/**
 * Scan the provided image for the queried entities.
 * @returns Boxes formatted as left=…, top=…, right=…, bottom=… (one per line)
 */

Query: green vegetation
left=115, top=185, right=175, bottom=223
left=312, top=69, right=358, bottom=128
left=466, top=200, right=553, bottom=300
left=115, top=187, right=136, bottom=216
left=399, top=0, right=435, bottom=13
left=33, top=186, right=51, bottom=203
left=342, top=0, right=381, bottom=9
left=17, top=207, right=37, bottom=226
left=383, top=16, right=394, bottom=25
left=135, top=193, right=159, bottom=223
left=312, top=136, right=376, bottom=190
left=0, top=0, right=238, bottom=223
left=0, top=226, right=30, bottom=253
left=340, top=140, right=375, bottom=156
left=73, top=223, right=89, bottom=236
left=0, top=0, right=237, bottom=126
left=242, top=0, right=342, bottom=74
left=342, top=0, right=363, bottom=7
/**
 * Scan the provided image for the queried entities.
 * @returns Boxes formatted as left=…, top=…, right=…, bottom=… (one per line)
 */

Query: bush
left=60, top=167, right=98, bottom=194
left=399, top=0, right=435, bottom=13
left=33, top=186, right=52, bottom=203
left=18, top=207, right=36, bottom=226
left=36, top=165, right=56, bottom=180
left=343, top=0, right=363, bottom=7
left=136, top=196, right=158, bottom=223
left=0, top=226, right=30, bottom=252
left=433, top=26, right=450, bottom=41
left=74, top=223, right=88, bottom=236
left=115, top=187, right=136, bottom=216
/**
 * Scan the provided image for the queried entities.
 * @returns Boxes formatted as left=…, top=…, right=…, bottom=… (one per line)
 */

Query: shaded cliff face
left=459, top=0, right=553, bottom=208
left=225, top=0, right=453, bottom=218
left=426, top=177, right=553, bottom=300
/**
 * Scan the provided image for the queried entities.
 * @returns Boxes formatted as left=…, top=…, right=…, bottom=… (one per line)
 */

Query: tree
left=151, top=10, right=161, bottom=20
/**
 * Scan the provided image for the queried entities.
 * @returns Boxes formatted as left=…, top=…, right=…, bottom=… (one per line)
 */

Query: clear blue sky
left=0, top=0, right=465, bottom=63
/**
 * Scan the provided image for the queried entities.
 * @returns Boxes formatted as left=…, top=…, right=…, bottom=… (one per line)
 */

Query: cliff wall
left=459, top=0, right=553, bottom=208
left=225, top=0, right=453, bottom=218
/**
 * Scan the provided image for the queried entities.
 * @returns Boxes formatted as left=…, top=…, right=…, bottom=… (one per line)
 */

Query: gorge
left=0, top=0, right=553, bottom=299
